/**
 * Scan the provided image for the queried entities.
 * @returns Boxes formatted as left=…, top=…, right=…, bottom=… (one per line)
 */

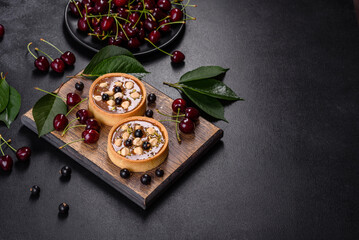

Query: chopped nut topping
left=122, top=132, right=130, bottom=140
left=104, top=90, right=114, bottom=96
left=94, top=96, right=102, bottom=101
left=120, top=147, right=130, bottom=156
left=130, top=91, right=140, bottom=99
left=135, top=125, right=141, bottom=130
left=114, top=138, right=122, bottom=147
left=125, top=81, right=134, bottom=89
left=121, top=124, right=128, bottom=131
left=133, top=137, right=143, bottom=146
left=99, top=82, right=108, bottom=88
left=114, top=81, right=122, bottom=87
left=121, top=101, right=130, bottom=109
left=114, top=92, right=123, bottom=99
left=147, top=127, right=155, bottom=135
left=149, top=138, right=158, bottom=147
left=134, top=147, right=143, bottom=155
left=107, top=100, right=115, bottom=106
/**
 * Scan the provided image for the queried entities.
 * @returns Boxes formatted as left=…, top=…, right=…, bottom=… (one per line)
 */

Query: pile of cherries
left=27, top=39, right=76, bottom=73
left=157, top=97, right=199, bottom=142
left=69, top=0, right=194, bottom=63
left=52, top=82, right=101, bottom=148
left=0, top=135, right=32, bottom=172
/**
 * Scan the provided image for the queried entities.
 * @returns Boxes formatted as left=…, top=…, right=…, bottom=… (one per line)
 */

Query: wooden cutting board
left=21, top=75, right=223, bottom=209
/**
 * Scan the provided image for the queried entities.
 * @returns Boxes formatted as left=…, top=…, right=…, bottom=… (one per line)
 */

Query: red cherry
left=157, top=0, right=171, bottom=12
left=85, top=119, right=101, bottom=132
left=144, top=0, right=155, bottom=10
left=16, top=147, right=32, bottom=162
left=61, top=51, right=76, bottom=66
left=170, top=8, right=183, bottom=22
left=114, top=0, right=127, bottom=7
left=51, top=58, right=66, bottom=73
left=159, top=19, right=171, bottom=32
left=101, top=16, right=114, bottom=31
left=108, top=37, right=122, bottom=46
left=129, top=13, right=140, bottom=24
left=179, top=118, right=195, bottom=133
left=78, top=17, right=89, bottom=32
left=76, top=109, right=90, bottom=124
left=94, top=0, right=108, bottom=14
left=144, top=18, right=158, bottom=32
left=34, top=56, right=50, bottom=72
left=152, top=7, right=166, bottom=20
left=82, top=129, right=100, bottom=144
left=171, top=50, right=185, bottom=63
left=185, top=107, right=200, bottom=121
left=66, top=93, right=81, bottom=106
left=0, top=155, right=13, bottom=171
left=128, top=37, right=141, bottom=49
left=53, top=114, right=69, bottom=131
left=0, top=24, right=5, bottom=38
left=69, top=1, right=82, bottom=16
left=124, top=23, right=139, bottom=37
left=138, top=27, right=146, bottom=41
left=117, top=7, right=128, bottom=20
left=172, top=98, right=187, bottom=113
left=148, top=30, right=161, bottom=44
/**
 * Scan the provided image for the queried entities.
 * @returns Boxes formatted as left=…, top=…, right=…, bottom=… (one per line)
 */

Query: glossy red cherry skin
left=85, top=119, right=101, bottom=132
left=82, top=129, right=100, bottom=144
left=138, top=27, right=146, bottom=41
left=69, top=1, right=82, bottom=16
left=114, top=0, right=127, bottom=7
left=129, top=13, right=140, bottom=24
left=148, top=30, right=161, bottom=44
left=76, top=109, right=90, bottom=124
left=128, top=37, right=141, bottom=49
left=171, top=50, right=185, bottom=63
left=157, top=0, right=171, bottom=12
left=170, top=8, right=183, bottom=22
left=159, top=19, right=171, bottom=32
left=51, top=58, right=66, bottom=73
left=61, top=51, right=76, bottom=66
left=172, top=98, right=187, bottom=113
left=53, top=114, right=69, bottom=131
left=117, top=7, right=128, bottom=20
left=34, top=56, right=50, bottom=72
left=152, top=7, right=166, bottom=20
left=108, top=37, right=122, bottom=46
left=66, top=93, right=81, bottom=106
left=94, top=0, right=108, bottom=14
left=0, top=24, right=4, bottom=38
left=16, top=147, right=32, bottom=161
left=101, top=16, right=114, bottom=31
left=179, top=118, right=195, bottom=133
left=144, top=18, right=157, bottom=32
left=185, top=107, right=200, bottom=121
left=78, top=17, right=89, bottom=32
left=144, top=0, right=155, bottom=10
left=0, top=155, right=13, bottom=171
left=124, top=23, right=139, bottom=37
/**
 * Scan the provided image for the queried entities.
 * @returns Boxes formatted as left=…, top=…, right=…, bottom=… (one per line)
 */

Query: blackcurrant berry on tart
left=89, top=73, right=146, bottom=126
left=107, top=116, right=169, bottom=172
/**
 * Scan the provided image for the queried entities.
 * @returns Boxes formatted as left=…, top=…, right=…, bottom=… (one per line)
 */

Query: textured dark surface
left=0, top=0, right=359, bottom=239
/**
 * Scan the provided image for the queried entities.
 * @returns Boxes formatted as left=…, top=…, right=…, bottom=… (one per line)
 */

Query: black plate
left=64, top=3, right=185, bottom=55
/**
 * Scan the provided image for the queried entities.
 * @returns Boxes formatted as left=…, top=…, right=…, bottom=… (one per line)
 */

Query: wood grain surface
left=21, top=75, right=223, bottom=209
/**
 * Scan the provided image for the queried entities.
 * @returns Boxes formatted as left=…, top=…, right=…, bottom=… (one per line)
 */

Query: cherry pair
left=27, top=39, right=76, bottom=73
left=0, top=135, right=32, bottom=172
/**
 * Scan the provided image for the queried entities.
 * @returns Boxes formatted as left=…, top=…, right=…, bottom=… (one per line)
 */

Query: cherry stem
left=159, top=119, right=181, bottom=123
left=0, top=143, right=4, bottom=156
left=0, top=72, right=7, bottom=80
left=86, top=15, right=94, bottom=32
left=156, top=109, right=184, bottom=118
left=158, top=16, right=170, bottom=22
left=0, top=135, right=16, bottom=152
left=175, top=108, right=181, bottom=142
left=27, top=42, right=37, bottom=59
left=40, top=38, right=63, bottom=54
left=62, top=117, right=80, bottom=134
left=108, top=0, right=112, bottom=15
left=144, top=38, right=173, bottom=57
left=0, top=139, right=11, bottom=148
left=34, top=87, right=66, bottom=101
left=184, top=12, right=196, bottom=20
left=35, top=48, right=53, bottom=61
left=59, top=138, right=84, bottom=149
left=66, top=98, right=88, bottom=116
left=156, top=20, right=185, bottom=31
left=62, top=124, right=86, bottom=136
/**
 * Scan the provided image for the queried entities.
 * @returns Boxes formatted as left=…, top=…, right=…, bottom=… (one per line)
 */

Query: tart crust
left=107, top=116, right=169, bottom=172
left=89, top=73, right=147, bottom=126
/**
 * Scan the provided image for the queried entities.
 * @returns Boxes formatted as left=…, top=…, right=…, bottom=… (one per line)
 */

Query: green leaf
left=0, top=76, right=10, bottom=112
left=181, top=79, right=241, bottom=101
left=181, top=88, right=227, bottom=122
left=179, top=66, right=229, bottom=83
left=83, top=45, right=135, bottom=74
left=0, top=86, right=21, bottom=128
left=32, top=94, right=67, bottom=137
left=89, top=55, right=149, bottom=77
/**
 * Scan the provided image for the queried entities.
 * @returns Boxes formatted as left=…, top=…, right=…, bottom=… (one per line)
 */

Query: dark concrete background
left=1, top=0, right=359, bottom=239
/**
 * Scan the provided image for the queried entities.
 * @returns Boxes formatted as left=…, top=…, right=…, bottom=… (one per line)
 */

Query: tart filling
left=92, top=76, right=142, bottom=113
left=111, top=120, right=165, bottom=160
